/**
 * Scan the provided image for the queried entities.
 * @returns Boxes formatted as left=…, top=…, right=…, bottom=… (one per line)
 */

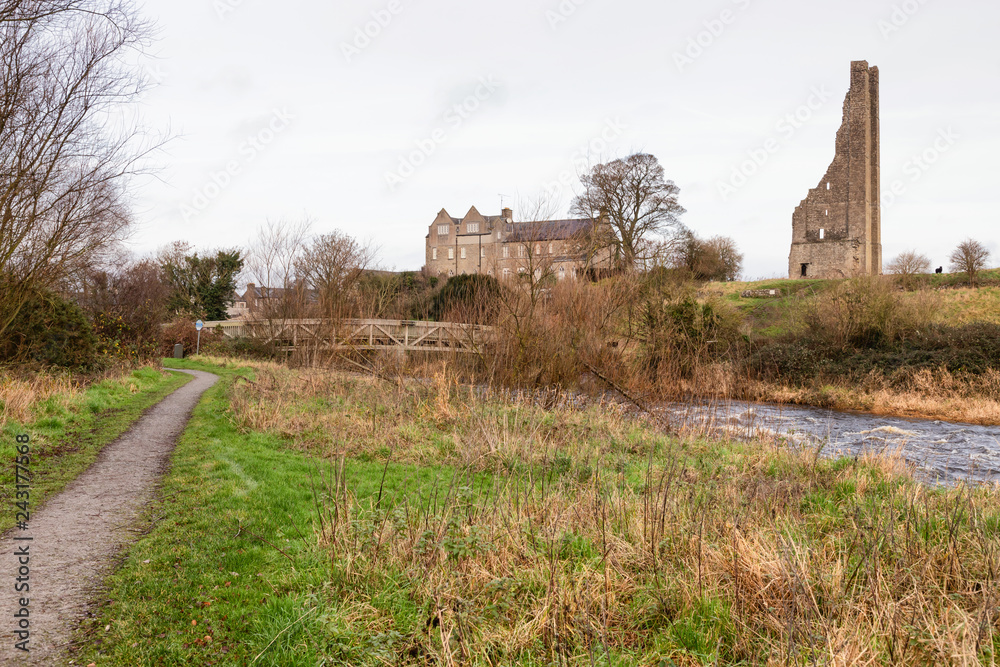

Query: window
left=517, top=267, right=526, bottom=274
left=503, top=246, right=509, bottom=259
left=819, top=228, right=825, bottom=240
left=826, top=182, right=831, bottom=190
left=432, top=248, right=437, bottom=260
left=503, top=268, right=510, bottom=277
left=548, top=243, right=553, bottom=254
left=535, top=244, right=541, bottom=255
left=800, top=263, right=808, bottom=277
left=467, top=223, right=480, bottom=233
left=460, top=247, right=466, bottom=259
left=448, top=269, right=454, bottom=276
left=438, top=225, right=449, bottom=236
left=448, top=248, right=454, bottom=260
left=481, top=247, right=486, bottom=258
left=518, top=246, right=525, bottom=258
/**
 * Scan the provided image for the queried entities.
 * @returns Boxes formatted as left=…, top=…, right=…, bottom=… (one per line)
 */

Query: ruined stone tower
left=788, top=61, right=881, bottom=279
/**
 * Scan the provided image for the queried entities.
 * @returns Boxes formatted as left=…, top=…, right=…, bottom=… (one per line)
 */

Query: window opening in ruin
left=826, top=182, right=830, bottom=190
left=800, top=263, right=808, bottom=277
left=819, top=228, right=825, bottom=239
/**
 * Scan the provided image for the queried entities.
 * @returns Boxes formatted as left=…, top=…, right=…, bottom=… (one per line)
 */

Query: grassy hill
left=705, top=269, right=1000, bottom=334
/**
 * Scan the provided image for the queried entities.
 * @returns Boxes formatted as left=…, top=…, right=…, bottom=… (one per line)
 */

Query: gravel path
left=0, top=368, right=218, bottom=665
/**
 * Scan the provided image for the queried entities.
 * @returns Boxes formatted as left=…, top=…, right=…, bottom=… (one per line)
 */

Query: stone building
left=789, top=61, right=882, bottom=279
left=423, top=206, right=609, bottom=280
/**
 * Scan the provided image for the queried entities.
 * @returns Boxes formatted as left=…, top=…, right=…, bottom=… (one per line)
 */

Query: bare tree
left=949, top=239, right=992, bottom=286
left=0, top=0, right=158, bottom=342
left=705, top=236, right=743, bottom=282
left=670, top=232, right=743, bottom=282
left=887, top=250, right=931, bottom=276
left=245, top=218, right=312, bottom=321
left=886, top=250, right=931, bottom=289
left=79, top=257, right=170, bottom=356
left=295, top=229, right=377, bottom=320
left=570, top=153, right=687, bottom=271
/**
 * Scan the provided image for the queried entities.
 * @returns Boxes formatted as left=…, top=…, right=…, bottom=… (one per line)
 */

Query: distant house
left=423, top=206, right=612, bottom=281
left=225, top=283, right=310, bottom=320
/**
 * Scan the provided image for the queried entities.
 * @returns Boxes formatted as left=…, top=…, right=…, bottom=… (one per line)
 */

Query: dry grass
left=921, top=286, right=1000, bottom=326
left=0, top=361, right=172, bottom=427
left=224, top=359, right=1000, bottom=665
left=0, top=372, right=79, bottom=426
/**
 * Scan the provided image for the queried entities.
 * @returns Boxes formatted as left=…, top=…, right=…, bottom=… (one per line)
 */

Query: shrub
left=92, top=311, right=160, bottom=362
left=0, top=287, right=97, bottom=368
left=803, top=276, right=936, bottom=350
left=81, top=260, right=170, bottom=361
left=486, top=276, right=640, bottom=388
left=429, top=274, right=501, bottom=323
left=639, top=279, right=744, bottom=381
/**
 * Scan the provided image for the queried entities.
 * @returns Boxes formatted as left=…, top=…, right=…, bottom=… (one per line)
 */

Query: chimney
left=502, top=207, right=513, bottom=222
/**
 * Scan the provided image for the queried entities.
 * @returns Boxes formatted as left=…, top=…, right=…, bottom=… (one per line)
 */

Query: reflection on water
left=658, top=399, right=1000, bottom=486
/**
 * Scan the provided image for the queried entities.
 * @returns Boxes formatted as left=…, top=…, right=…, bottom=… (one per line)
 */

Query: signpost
left=195, top=320, right=204, bottom=355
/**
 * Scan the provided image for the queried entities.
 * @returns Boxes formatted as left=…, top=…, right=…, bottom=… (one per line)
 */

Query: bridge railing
left=201, top=318, right=493, bottom=353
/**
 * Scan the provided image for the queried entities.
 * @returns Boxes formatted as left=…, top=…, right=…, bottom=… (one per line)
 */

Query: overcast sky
left=128, top=0, right=999, bottom=279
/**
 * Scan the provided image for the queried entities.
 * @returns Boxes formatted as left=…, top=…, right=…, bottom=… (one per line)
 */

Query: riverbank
left=74, top=356, right=1000, bottom=666
left=741, top=374, right=1000, bottom=426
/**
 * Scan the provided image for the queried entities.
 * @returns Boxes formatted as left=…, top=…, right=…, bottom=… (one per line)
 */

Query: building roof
left=505, top=219, right=594, bottom=242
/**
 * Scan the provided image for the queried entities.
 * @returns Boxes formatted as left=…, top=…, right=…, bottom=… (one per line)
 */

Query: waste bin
left=173, top=343, right=184, bottom=359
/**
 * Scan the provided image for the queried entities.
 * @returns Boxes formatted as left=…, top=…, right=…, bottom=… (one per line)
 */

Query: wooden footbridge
left=201, top=318, right=493, bottom=354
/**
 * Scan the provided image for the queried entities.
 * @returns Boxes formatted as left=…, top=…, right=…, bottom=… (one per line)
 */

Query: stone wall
left=789, top=61, right=881, bottom=279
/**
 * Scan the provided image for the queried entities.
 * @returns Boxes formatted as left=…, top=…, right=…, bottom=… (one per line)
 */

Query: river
left=658, top=399, right=1000, bottom=485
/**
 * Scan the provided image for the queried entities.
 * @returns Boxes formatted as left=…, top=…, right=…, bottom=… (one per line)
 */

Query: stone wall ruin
left=788, top=61, right=881, bottom=279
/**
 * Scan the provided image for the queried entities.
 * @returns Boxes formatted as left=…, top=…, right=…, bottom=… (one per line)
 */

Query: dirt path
left=0, top=368, right=218, bottom=665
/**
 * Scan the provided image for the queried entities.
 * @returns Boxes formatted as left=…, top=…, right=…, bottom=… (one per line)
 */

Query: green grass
left=71, top=359, right=464, bottom=666
left=0, top=366, right=191, bottom=533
